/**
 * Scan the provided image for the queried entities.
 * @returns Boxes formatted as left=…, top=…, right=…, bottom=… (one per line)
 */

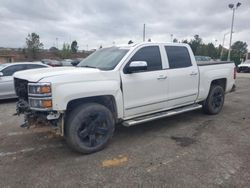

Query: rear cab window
left=165, top=46, right=192, bottom=69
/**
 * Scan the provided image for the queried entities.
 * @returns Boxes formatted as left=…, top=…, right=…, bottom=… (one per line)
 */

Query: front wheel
left=65, top=103, right=115, bottom=154
left=202, top=85, right=225, bottom=115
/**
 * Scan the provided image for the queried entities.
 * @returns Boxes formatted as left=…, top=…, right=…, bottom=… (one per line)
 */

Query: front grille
left=14, top=78, right=28, bottom=100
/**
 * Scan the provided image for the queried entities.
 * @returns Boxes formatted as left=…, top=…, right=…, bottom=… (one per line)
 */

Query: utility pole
left=227, top=2, right=241, bottom=61
left=143, top=24, right=146, bottom=42
left=220, top=32, right=230, bottom=60
left=56, top=38, right=58, bottom=49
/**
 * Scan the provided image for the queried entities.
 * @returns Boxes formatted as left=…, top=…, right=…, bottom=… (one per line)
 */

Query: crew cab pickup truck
left=14, top=42, right=236, bottom=154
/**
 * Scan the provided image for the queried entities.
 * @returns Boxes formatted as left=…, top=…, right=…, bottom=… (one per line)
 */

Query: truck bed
left=197, top=61, right=235, bottom=102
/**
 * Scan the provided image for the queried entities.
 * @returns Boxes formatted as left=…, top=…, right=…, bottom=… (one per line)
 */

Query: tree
left=128, top=40, right=133, bottom=44
left=173, top=38, right=178, bottom=43
left=60, top=43, right=71, bottom=59
left=189, top=34, right=202, bottom=55
left=182, top=39, right=188, bottom=44
left=231, top=41, right=248, bottom=65
left=26, top=32, right=43, bottom=60
left=49, top=46, right=59, bottom=52
left=71, top=40, right=78, bottom=53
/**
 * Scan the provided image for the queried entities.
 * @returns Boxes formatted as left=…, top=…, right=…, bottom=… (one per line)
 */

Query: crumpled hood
left=13, top=67, right=101, bottom=82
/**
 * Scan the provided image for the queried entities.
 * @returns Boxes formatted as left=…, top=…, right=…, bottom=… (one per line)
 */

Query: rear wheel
left=65, top=103, right=115, bottom=154
left=202, top=85, right=225, bottom=115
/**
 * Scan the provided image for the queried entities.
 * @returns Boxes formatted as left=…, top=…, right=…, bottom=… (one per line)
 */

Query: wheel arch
left=66, top=95, right=119, bottom=122
left=210, top=78, right=227, bottom=91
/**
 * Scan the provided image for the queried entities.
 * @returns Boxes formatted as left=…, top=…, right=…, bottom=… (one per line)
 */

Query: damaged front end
left=14, top=78, right=64, bottom=136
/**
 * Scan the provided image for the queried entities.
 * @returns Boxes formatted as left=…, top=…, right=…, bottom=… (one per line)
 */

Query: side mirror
left=0, top=72, right=3, bottom=77
left=126, top=61, right=147, bottom=73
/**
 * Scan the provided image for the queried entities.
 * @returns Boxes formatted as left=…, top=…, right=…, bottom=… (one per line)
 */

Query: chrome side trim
left=122, top=104, right=202, bottom=127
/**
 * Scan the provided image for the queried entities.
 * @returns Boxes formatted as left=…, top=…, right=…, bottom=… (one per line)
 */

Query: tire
left=65, top=103, right=115, bottom=154
left=202, top=85, right=225, bottom=115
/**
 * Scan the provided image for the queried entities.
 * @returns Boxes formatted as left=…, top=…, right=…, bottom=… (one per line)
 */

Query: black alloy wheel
left=65, top=103, right=115, bottom=154
left=202, top=85, right=225, bottom=115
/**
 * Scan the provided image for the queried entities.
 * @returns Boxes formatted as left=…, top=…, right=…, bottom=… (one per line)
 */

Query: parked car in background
left=238, top=59, right=250, bottom=73
left=61, top=58, right=85, bottom=66
left=71, top=58, right=84, bottom=66
left=61, top=59, right=73, bottom=66
left=195, top=56, right=212, bottom=62
left=0, top=62, right=50, bottom=99
left=41, top=59, right=62, bottom=67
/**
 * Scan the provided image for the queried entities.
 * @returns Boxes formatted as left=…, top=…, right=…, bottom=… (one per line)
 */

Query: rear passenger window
left=165, top=46, right=192, bottom=69
left=129, top=46, right=162, bottom=71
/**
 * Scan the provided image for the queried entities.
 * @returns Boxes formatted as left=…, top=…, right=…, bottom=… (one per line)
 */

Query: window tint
left=26, top=64, right=46, bottom=69
left=165, top=46, right=192, bottom=69
left=2, top=64, right=26, bottom=76
left=129, top=46, right=162, bottom=71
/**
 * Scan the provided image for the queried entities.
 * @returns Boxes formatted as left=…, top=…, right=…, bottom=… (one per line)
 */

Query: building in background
left=0, top=54, right=15, bottom=64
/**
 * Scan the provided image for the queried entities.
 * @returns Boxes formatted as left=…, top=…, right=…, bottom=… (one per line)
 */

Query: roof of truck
left=116, top=42, right=189, bottom=49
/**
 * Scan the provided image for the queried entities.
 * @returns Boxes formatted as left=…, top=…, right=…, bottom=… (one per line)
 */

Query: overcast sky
left=0, top=0, right=249, bottom=50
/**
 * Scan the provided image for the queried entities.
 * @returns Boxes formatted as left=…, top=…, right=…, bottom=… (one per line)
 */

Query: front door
left=121, top=46, right=168, bottom=118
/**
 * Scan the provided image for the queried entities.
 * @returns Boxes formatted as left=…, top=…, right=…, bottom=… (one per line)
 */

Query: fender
left=52, top=80, right=124, bottom=118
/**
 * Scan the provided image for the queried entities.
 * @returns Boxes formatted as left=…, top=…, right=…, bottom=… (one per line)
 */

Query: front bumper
left=15, top=99, right=64, bottom=136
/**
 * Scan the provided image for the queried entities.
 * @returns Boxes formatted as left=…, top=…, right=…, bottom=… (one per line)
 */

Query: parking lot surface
left=0, top=73, right=250, bottom=188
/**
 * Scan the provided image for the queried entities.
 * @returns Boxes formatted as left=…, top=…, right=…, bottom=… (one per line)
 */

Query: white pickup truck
left=14, top=42, right=236, bottom=154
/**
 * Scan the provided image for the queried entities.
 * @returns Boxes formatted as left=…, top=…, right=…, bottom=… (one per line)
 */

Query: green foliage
left=25, top=32, right=44, bottom=60
left=196, top=43, right=217, bottom=59
left=71, top=40, right=78, bottom=53
left=189, top=35, right=202, bottom=54
left=60, top=43, right=71, bottom=59
left=182, top=39, right=188, bottom=44
left=230, top=41, right=248, bottom=65
left=183, top=35, right=248, bottom=63
left=173, top=38, right=178, bottom=43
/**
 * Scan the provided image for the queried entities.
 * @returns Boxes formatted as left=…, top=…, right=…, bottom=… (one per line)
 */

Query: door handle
left=190, top=72, right=198, bottom=76
left=157, top=75, right=167, bottom=80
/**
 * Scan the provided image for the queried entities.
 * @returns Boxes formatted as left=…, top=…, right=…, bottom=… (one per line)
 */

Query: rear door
left=0, top=64, right=26, bottom=98
left=164, top=46, right=199, bottom=108
left=121, top=45, right=169, bottom=118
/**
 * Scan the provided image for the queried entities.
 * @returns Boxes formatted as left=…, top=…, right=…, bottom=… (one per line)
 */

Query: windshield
left=0, top=64, right=8, bottom=70
left=78, top=47, right=129, bottom=70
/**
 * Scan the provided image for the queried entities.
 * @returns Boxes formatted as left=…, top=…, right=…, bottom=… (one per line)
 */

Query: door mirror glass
left=0, top=72, right=3, bottom=77
left=126, top=61, right=147, bottom=73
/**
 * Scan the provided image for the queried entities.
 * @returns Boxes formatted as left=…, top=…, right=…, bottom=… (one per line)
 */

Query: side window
left=128, top=46, right=162, bottom=71
left=26, top=64, right=46, bottom=69
left=165, top=46, right=192, bottom=69
left=2, top=65, right=26, bottom=76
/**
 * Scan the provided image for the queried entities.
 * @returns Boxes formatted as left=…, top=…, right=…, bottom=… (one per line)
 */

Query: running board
left=122, top=104, right=202, bottom=127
